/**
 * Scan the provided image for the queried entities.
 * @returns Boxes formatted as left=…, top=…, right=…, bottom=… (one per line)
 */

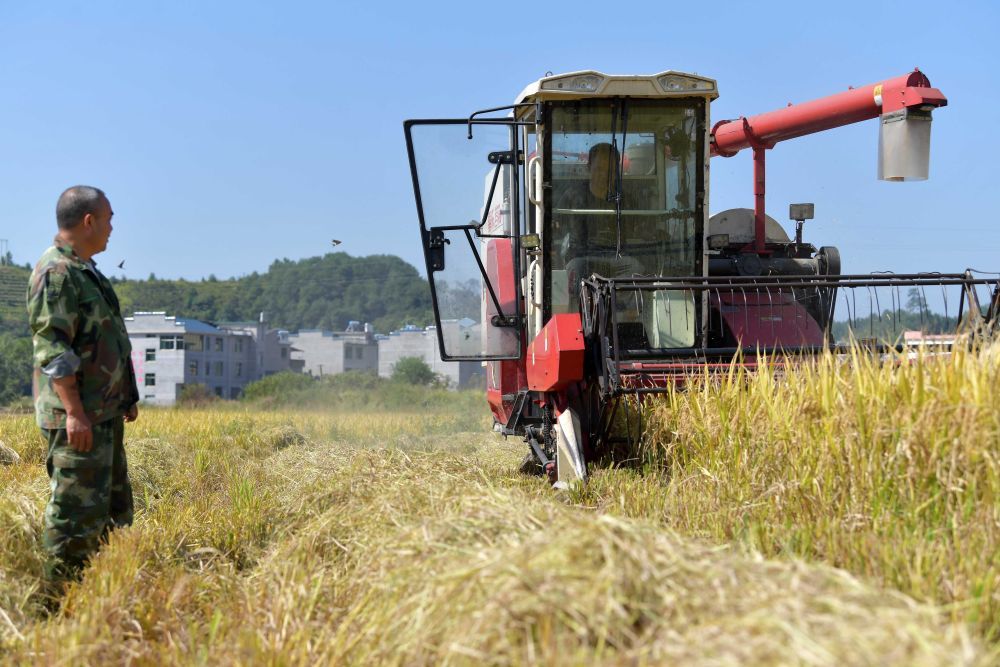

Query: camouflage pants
left=41, top=415, right=133, bottom=580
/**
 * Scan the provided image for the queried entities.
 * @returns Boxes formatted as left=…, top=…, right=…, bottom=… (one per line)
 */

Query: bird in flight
left=118, top=260, right=125, bottom=269
left=331, top=239, right=342, bottom=247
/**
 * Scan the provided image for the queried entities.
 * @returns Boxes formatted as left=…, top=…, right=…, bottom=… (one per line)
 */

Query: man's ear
left=80, top=213, right=94, bottom=233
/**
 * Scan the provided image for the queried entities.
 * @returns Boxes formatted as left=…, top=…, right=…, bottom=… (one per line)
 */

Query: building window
left=159, top=335, right=185, bottom=350
left=205, top=361, right=211, bottom=376
left=188, top=360, right=199, bottom=376
left=280, top=347, right=287, bottom=359
left=145, top=349, right=156, bottom=362
left=236, top=362, right=243, bottom=377
left=144, top=394, right=155, bottom=401
left=215, top=338, right=224, bottom=352
left=214, top=361, right=224, bottom=376
left=214, top=386, right=223, bottom=397
left=145, top=374, right=156, bottom=387
left=234, top=338, right=244, bottom=353
left=185, top=334, right=204, bottom=352
left=230, top=387, right=241, bottom=399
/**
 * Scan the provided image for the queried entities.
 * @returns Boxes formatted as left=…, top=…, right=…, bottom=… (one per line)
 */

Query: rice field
left=0, top=343, right=997, bottom=665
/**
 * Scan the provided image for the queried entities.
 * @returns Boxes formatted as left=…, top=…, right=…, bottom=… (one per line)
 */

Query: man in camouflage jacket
left=26, top=185, right=140, bottom=584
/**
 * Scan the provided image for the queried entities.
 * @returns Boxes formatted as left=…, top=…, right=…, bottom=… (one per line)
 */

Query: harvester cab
left=404, top=69, right=999, bottom=488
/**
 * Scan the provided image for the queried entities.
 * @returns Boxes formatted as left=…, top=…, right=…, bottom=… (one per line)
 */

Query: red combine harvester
left=404, top=70, right=999, bottom=487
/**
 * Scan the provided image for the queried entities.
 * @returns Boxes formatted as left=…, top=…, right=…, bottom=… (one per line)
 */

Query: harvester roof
left=515, top=70, right=719, bottom=106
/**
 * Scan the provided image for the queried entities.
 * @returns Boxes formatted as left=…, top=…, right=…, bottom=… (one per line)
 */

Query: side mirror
left=426, top=229, right=447, bottom=272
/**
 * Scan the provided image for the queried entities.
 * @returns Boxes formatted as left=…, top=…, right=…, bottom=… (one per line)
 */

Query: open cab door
left=404, top=119, right=525, bottom=361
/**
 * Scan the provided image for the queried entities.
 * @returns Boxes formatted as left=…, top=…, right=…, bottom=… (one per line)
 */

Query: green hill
left=2, top=253, right=438, bottom=336
left=0, top=265, right=30, bottom=336
left=1, top=253, right=437, bottom=404
left=114, top=252, right=434, bottom=333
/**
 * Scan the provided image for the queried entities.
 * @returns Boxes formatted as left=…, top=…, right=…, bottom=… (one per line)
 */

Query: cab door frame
left=403, top=117, right=530, bottom=361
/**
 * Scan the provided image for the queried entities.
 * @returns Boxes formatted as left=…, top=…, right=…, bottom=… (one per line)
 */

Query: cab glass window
left=547, top=99, right=702, bottom=315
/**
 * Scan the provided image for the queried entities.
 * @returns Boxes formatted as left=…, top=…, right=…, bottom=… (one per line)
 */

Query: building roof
left=217, top=321, right=259, bottom=328
left=176, top=318, right=223, bottom=334
left=126, top=311, right=221, bottom=334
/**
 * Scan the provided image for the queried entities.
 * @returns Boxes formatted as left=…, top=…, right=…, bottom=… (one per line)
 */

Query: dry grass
left=0, top=346, right=997, bottom=664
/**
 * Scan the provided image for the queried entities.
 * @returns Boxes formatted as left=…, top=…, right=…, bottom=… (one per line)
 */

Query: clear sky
left=1, top=0, right=997, bottom=281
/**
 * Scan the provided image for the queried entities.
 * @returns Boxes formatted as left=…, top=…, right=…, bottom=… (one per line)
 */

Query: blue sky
left=1, top=0, right=997, bottom=280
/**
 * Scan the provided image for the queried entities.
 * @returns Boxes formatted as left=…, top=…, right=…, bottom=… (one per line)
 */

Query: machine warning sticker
left=873, top=84, right=883, bottom=107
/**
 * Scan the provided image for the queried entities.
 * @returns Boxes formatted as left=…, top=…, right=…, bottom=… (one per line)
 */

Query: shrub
left=241, top=372, right=317, bottom=402
left=0, top=334, right=32, bottom=406
left=177, top=383, right=220, bottom=407
left=319, top=370, right=383, bottom=392
left=391, top=357, right=436, bottom=386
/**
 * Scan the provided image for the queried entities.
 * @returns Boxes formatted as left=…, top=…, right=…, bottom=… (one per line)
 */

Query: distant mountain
left=114, top=253, right=435, bottom=333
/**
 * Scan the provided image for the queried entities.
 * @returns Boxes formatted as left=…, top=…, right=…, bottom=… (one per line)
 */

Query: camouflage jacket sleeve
left=27, top=268, right=81, bottom=378
left=125, top=355, right=140, bottom=407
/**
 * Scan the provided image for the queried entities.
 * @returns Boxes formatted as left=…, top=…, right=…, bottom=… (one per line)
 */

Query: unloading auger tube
left=403, top=68, right=997, bottom=489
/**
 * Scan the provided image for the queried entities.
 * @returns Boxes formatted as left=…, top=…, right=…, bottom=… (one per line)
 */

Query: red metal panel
left=713, top=292, right=824, bottom=348
left=618, top=358, right=776, bottom=389
left=487, top=357, right=527, bottom=424
left=484, top=238, right=519, bottom=339
left=526, top=314, right=585, bottom=392
left=711, top=69, right=947, bottom=157
left=484, top=237, right=528, bottom=423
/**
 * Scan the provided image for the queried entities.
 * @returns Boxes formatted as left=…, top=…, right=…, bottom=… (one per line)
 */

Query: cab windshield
left=547, top=98, right=702, bottom=314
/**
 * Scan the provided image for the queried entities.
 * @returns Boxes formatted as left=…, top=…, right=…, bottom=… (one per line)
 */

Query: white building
left=287, top=321, right=378, bottom=377
left=377, top=321, right=484, bottom=389
left=126, top=311, right=294, bottom=405
left=217, top=314, right=301, bottom=376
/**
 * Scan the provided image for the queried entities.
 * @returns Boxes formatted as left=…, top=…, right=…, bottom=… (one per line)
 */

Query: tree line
left=112, top=252, right=437, bottom=334
left=1, top=253, right=447, bottom=403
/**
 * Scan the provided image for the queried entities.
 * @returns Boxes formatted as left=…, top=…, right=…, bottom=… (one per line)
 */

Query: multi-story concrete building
left=377, top=320, right=484, bottom=389
left=217, top=314, right=301, bottom=376
left=287, top=321, right=378, bottom=377
left=126, top=311, right=294, bottom=405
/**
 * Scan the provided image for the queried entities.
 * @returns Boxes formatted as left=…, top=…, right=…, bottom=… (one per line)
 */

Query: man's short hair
left=588, top=142, right=620, bottom=165
left=56, top=186, right=107, bottom=230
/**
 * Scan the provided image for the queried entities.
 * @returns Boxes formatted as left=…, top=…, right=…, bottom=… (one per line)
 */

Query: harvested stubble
left=0, top=355, right=994, bottom=665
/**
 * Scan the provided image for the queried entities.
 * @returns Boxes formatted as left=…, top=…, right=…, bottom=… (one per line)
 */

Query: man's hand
left=66, top=411, right=93, bottom=452
left=51, top=375, right=92, bottom=452
left=125, top=403, right=139, bottom=423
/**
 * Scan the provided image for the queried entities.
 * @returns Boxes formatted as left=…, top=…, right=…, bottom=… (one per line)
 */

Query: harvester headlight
left=541, top=74, right=604, bottom=93
left=708, top=234, right=730, bottom=250
left=657, top=74, right=715, bottom=93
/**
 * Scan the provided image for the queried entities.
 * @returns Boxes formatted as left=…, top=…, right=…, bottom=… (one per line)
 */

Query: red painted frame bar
left=710, top=69, right=948, bottom=253
left=711, top=69, right=947, bottom=157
